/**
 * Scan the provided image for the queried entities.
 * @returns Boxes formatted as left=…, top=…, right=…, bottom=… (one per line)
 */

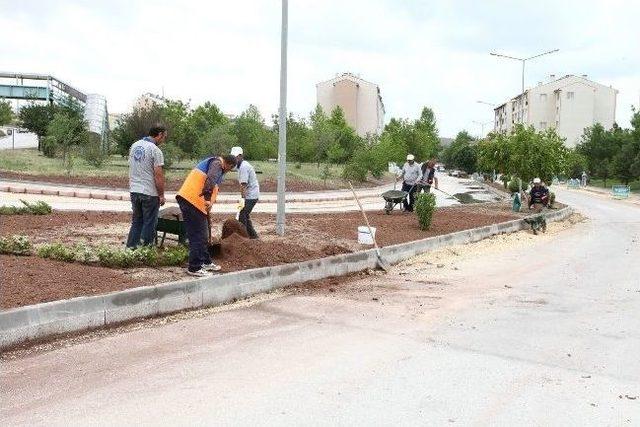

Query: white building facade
left=316, top=73, right=385, bottom=137
left=494, top=75, right=617, bottom=147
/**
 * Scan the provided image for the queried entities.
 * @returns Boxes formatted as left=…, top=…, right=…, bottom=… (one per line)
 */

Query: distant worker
left=581, top=171, right=588, bottom=187
left=231, top=146, right=260, bottom=239
left=126, top=125, right=167, bottom=248
left=417, top=159, right=439, bottom=193
left=528, top=177, right=549, bottom=213
left=176, top=154, right=237, bottom=277
left=399, top=154, right=421, bottom=212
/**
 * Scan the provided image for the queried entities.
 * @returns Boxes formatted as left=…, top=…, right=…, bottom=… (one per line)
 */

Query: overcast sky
left=1, top=0, right=638, bottom=137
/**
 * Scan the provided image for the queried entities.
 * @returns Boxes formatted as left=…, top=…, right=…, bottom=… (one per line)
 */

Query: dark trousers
left=417, top=184, right=431, bottom=194
left=239, top=199, right=259, bottom=239
left=126, top=192, right=160, bottom=248
left=401, top=182, right=417, bottom=212
left=177, top=197, right=212, bottom=272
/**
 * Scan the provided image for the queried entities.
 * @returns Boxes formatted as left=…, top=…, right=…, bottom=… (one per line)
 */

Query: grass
left=588, top=178, right=640, bottom=193
left=0, top=149, right=383, bottom=185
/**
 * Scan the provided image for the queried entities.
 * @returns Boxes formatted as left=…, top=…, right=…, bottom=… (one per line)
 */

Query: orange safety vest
left=176, top=157, right=222, bottom=214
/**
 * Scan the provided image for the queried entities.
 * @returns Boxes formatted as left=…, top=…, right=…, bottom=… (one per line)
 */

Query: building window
left=567, top=91, right=574, bottom=99
left=540, top=93, right=547, bottom=101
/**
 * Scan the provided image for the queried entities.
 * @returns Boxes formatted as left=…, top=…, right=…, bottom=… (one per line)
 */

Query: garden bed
left=0, top=203, right=524, bottom=309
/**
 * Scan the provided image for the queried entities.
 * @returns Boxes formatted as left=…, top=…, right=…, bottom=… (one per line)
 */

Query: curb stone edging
left=0, top=207, right=573, bottom=349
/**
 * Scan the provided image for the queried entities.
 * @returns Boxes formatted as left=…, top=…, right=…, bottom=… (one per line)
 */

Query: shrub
left=0, top=235, right=32, bottom=255
left=37, top=243, right=77, bottom=262
left=162, top=142, right=185, bottom=168
left=507, top=179, right=520, bottom=194
left=0, top=200, right=52, bottom=215
left=415, top=193, right=437, bottom=230
left=549, top=192, right=556, bottom=207
left=83, top=136, right=109, bottom=168
left=35, top=241, right=189, bottom=268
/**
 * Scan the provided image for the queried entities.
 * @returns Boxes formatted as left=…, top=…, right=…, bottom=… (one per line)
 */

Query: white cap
left=230, top=146, right=243, bottom=156
left=407, top=154, right=415, bottom=161
left=533, top=177, right=541, bottom=184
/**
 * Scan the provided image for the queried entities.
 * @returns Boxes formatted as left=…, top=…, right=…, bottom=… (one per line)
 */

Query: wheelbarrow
left=380, top=182, right=416, bottom=214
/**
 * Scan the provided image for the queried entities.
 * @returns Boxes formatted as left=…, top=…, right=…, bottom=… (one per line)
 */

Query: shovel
left=348, top=182, right=391, bottom=272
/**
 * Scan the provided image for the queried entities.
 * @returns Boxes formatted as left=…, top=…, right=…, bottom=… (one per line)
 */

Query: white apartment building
left=316, top=73, right=385, bottom=137
left=494, top=74, right=618, bottom=147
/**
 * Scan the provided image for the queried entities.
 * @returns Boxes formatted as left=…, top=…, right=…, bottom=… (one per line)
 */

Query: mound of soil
left=221, top=219, right=249, bottom=239
left=216, top=233, right=319, bottom=270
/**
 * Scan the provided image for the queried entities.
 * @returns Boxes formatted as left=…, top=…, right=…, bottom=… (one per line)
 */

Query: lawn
left=588, top=178, right=640, bottom=193
left=0, top=149, right=384, bottom=186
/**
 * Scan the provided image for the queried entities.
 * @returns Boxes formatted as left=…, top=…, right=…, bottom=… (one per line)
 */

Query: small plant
left=37, top=242, right=77, bottom=262
left=0, top=200, right=52, bottom=215
left=548, top=192, right=556, bottom=208
left=507, top=179, right=520, bottom=194
left=415, top=193, right=437, bottom=230
left=294, top=162, right=302, bottom=169
left=0, top=235, right=32, bottom=255
left=158, top=245, right=189, bottom=266
left=319, top=163, right=333, bottom=188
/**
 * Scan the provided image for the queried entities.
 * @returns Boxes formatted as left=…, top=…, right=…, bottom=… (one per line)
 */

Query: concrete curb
left=0, top=207, right=573, bottom=349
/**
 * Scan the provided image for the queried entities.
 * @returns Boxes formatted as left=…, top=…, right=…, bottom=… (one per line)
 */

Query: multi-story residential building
left=494, top=74, right=617, bottom=147
left=316, top=73, right=385, bottom=137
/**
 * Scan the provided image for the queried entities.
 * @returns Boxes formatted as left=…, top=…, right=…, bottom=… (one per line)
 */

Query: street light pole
left=275, top=0, right=288, bottom=236
left=490, top=48, right=559, bottom=94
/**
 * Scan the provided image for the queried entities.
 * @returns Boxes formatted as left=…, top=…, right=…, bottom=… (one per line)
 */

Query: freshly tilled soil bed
left=0, top=203, right=524, bottom=309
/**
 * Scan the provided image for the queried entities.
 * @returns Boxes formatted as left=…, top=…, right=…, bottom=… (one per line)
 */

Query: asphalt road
left=1, top=188, right=639, bottom=425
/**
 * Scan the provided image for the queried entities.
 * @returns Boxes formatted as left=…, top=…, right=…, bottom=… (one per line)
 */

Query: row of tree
left=112, top=96, right=441, bottom=180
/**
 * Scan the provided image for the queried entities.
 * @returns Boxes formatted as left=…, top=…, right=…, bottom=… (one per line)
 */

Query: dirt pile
left=221, top=219, right=249, bottom=239
left=216, top=233, right=319, bottom=269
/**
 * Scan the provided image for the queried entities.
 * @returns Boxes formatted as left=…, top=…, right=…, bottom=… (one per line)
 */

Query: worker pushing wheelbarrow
left=381, top=154, right=421, bottom=214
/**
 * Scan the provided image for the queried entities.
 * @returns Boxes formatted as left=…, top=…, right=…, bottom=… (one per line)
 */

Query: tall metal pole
left=275, top=0, right=288, bottom=236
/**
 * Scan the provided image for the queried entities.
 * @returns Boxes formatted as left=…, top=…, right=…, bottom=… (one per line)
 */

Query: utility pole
left=275, top=0, right=288, bottom=236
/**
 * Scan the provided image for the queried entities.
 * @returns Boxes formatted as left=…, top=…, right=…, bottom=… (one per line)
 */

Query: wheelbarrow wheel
left=384, top=201, right=393, bottom=214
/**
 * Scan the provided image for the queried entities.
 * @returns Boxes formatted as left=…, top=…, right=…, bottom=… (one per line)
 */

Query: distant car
left=450, top=170, right=461, bottom=177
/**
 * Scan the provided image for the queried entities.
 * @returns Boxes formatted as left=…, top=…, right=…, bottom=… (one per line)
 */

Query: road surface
left=1, top=188, right=638, bottom=425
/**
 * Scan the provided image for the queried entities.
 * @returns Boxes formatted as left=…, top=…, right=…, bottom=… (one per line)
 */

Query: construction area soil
left=0, top=203, right=526, bottom=309
left=0, top=170, right=388, bottom=193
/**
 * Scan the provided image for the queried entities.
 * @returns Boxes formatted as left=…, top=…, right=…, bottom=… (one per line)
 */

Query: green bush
left=36, top=242, right=188, bottom=268
left=415, top=193, right=437, bottom=230
left=37, top=243, right=77, bottom=262
left=41, top=136, right=58, bottom=158
left=507, top=179, right=520, bottom=194
left=0, top=200, right=52, bottom=215
left=0, top=235, right=32, bottom=255
left=162, top=142, right=185, bottom=168
left=82, top=136, right=109, bottom=168
left=549, top=192, right=556, bottom=207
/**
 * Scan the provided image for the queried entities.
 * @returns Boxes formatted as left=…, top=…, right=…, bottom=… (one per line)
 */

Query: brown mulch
left=0, top=255, right=143, bottom=309
left=0, top=171, right=387, bottom=193
left=0, top=203, right=522, bottom=309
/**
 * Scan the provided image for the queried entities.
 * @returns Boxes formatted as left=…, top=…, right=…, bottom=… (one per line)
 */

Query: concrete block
left=41, top=189, right=60, bottom=196
left=0, top=185, right=11, bottom=192
left=201, top=279, right=244, bottom=307
left=58, top=190, right=75, bottom=197
left=75, top=191, right=91, bottom=199
left=8, top=186, right=26, bottom=194
left=25, top=187, right=42, bottom=195
left=297, top=259, right=330, bottom=283
left=0, top=295, right=105, bottom=348
left=344, top=250, right=377, bottom=273
left=236, top=269, right=274, bottom=297
left=104, top=286, right=158, bottom=324
left=106, top=194, right=124, bottom=201
left=90, top=192, right=108, bottom=200
left=155, top=280, right=203, bottom=314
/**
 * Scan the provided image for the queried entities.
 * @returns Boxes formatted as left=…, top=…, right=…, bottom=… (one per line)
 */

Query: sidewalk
left=562, top=184, right=640, bottom=205
left=0, top=178, right=395, bottom=204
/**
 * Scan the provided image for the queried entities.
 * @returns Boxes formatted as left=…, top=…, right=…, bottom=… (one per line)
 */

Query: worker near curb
left=528, top=177, right=549, bottom=213
left=417, top=159, right=439, bottom=193
left=176, top=154, right=237, bottom=277
left=126, top=125, right=167, bottom=248
left=399, top=154, right=421, bottom=212
left=231, top=146, right=260, bottom=239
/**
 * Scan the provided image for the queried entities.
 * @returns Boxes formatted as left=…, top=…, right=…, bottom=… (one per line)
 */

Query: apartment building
left=316, top=73, right=385, bottom=137
left=494, top=74, right=617, bottom=147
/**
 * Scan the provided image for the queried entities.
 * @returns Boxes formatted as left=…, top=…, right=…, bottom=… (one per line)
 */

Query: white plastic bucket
left=357, top=226, right=376, bottom=245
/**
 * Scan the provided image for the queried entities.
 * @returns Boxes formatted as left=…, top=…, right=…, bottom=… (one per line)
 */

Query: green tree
left=309, top=105, right=334, bottom=166
left=111, top=104, right=164, bottom=156
left=0, top=99, right=14, bottom=125
left=234, top=105, right=276, bottom=160
left=327, top=106, right=362, bottom=163
left=43, top=112, right=90, bottom=175
left=563, top=149, right=588, bottom=179
left=196, top=122, right=236, bottom=158
left=508, top=125, right=568, bottom=184
left=18, top=104, right=56, bottom=150
left=442, top=130, right=477, bottom=173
